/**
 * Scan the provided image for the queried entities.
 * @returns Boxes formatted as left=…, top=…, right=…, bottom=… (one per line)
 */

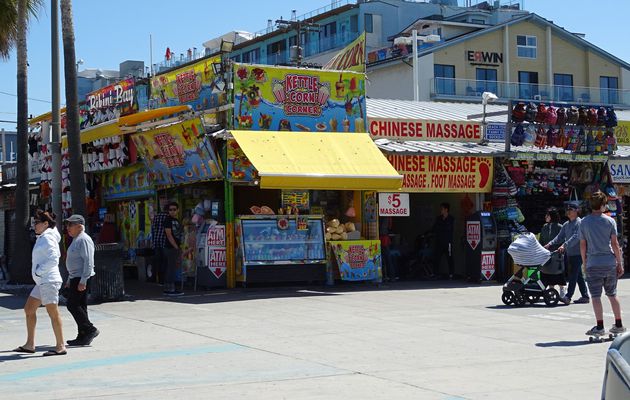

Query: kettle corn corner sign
left=150, top=56, right=227, bottom=111
left=232, top=63, right=366, bottom=133
left=370, top=118, right=483, bottom=142
left=386, top=154, right=493, bottom=192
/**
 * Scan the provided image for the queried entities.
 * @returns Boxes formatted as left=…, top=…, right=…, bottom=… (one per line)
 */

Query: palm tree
left=60, top=0, right=86, bottom=218
left=0, top=0, right=42, bottom=283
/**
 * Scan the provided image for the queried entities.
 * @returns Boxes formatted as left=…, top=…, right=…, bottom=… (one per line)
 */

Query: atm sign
left=481, top=251, right=495, bottom=280
left=466, top=221, right=480, bottom=250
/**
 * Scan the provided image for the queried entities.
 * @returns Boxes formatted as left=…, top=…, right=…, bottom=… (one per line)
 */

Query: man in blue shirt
left=579, top=191, right=625, bottom=336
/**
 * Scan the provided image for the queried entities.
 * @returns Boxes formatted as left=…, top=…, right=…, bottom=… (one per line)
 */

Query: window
left=241, top=48, right=260, bottom=64
left=350, top=15, right=358, bottom=33
left=517, top=35, right=537, bottom=58
left=518, top=71, right=539, bottom=99
left=472, top=18, right=485, bottom=25
left=434, top=64, right=455, bottom=95
left=553, top=73, right=574, bottom=102
left=267, top=39, right=287, bottom=64
left=288, top=35, right=298, bottom=48
left=475, top=68, right=497, bottom=95
left=600, top=76, right=619, bottom=104
left=365, top=13, right=373, bottom=33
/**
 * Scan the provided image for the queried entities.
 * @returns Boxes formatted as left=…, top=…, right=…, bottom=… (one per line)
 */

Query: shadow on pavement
left=535, top=340, right=595, bottom=348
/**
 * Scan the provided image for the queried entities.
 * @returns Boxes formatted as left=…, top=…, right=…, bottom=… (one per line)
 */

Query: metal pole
left=505, top=100, right=512, bottom=153
left=51, top=0, right=62, bottom=227
left=412, top=29, right=419, bottom=101
left=150, top=34, right=154, bottom=76
left=1, top=128, right=6, bottom=164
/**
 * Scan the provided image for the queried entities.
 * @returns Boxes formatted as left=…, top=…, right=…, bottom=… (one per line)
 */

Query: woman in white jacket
left=13, top=210, right=66, bottom=356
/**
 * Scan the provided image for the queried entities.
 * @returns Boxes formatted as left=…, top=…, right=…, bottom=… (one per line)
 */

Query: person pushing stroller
left=544, top=202, right=590, bottom=305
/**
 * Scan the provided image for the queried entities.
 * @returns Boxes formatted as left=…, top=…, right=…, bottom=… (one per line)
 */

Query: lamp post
left=395, top=30, right=440, bottom=101
left=76, top=58, right=84, bottom=72
left=481, top=91, right=498, bottom=144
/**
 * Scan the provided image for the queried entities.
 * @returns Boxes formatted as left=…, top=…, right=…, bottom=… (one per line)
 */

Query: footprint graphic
left=478, top=158, right=492, bottom=188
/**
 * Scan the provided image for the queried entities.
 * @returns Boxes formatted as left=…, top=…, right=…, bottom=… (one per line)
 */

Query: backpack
left=525, top=102, right=538, bottom=122
left=597, top=107, right=607, bottom=126
left=556, top=128, right=568, bottom=148
left=578, top=106, right=588, bottom=125
left=606, top=133, right=617, bottom=153
left=535, top=103, right=548, bottom=123
left=587, top=107, right=598, bottom=126
left=512, top=102, right=526, bottom=123
left=546, top=106, right=558, bottom=125
left=511, top=123, right=526, bottom=146
left=586, top=130, right=596, bottom=153
left=524, top=124, right=536, bottom=146
left=556, top=107, right=567, bottom=126
left=546, top=127, right=558, bottom=147
left=534, top=126, right=547, bottom=148
left=565, top=128, right=580, bottom=151
left=606, top=107, right=618, bottom=128
left=567, top=106, right=579, bottom=124
left=578, top=127, right=587, bottom=153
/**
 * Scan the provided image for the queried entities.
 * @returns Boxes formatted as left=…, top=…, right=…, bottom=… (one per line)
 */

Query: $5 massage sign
left=386, top=155, right=493, bottom=192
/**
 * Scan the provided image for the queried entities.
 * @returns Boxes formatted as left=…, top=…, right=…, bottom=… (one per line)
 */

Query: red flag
left=165, top=47, right=172, bottom=61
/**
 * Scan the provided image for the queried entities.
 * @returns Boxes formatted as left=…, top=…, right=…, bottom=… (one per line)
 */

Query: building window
left=553, top=73, right=574, bottom=101
left=365, top=13, right=373, bottom=33
left=435, top=64, right=455, bottom=95
left=517, top=35, right=537, bottom=59
left=350, top=15, right=358, bottom=32
left=475, top=68, right=497, bottom=95
left=289, top=35, right=298, bottom=48
left=471, top=18, right=485, bottom=25
left=518, top=71, right=539, bottom=99
left=600, top=76, right=619, bottom=104
left=241, top=48, right=260, bottom=64
left=267, top=39, right=287, bottom=64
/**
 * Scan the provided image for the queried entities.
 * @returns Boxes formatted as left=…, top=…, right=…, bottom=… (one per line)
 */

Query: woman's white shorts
left=30, top=282, right=62, bottom=305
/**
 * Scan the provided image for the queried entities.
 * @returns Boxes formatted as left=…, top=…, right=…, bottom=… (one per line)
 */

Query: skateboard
left=588, top=331, right=622, bottom=343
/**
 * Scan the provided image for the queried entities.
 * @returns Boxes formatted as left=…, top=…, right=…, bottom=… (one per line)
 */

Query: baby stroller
left=502, top=233, right=564, bottom=307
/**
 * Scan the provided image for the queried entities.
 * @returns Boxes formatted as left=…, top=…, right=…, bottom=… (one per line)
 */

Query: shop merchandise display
left=510, top=101, right=618, bottom=154
left=491, top=163, right=527, bottom=246
left=83, top=135, right=129, bottom=172
left=324, top=218, right=357, bottom=241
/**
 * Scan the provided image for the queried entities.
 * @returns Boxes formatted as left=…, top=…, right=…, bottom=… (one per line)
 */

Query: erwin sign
left=466, top=50, right=503, bottom=66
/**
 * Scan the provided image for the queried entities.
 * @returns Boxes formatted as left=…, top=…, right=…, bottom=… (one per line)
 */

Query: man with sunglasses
left=64, top=214, right=99, bottom=346
left=163, top=202, right=184, bottom=296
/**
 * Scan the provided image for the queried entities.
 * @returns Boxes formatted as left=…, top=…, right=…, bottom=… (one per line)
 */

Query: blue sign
left=486, top=123, right=506, bottom=142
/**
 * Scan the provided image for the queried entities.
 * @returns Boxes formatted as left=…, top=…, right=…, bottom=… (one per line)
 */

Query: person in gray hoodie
left=545, top=202, right=590, bottom=304
left=13, top=210, right=66, bottom=356
left=64, top=214, right=99, bottom=346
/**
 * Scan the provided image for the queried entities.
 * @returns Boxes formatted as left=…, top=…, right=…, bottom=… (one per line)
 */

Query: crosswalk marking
left=528, top=309, right=619, bottom=322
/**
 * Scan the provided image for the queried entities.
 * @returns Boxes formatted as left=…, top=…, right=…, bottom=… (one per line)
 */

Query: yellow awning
left=60, top=106, right=192, bottom=147
left=230, top=130, right=402, bottom=191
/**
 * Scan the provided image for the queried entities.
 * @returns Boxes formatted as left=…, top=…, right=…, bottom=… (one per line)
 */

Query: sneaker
left=66, top=336, right=83, bottom=346
left=574, top=297, right=590, bottom=304
left=81, top=329, right=100, bottom=345
left=586, top=326, right=606, bottom=336
left=610, top=325, right=627, bottom=334
left=560, top=296, right=571, bottom=305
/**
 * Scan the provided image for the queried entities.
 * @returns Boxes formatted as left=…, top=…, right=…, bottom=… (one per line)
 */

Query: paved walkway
left=0, top=278, right=627, bottom=399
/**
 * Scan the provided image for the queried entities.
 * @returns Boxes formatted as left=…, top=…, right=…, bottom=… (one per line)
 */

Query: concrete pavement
left=0, top=278, right=627, bottom=399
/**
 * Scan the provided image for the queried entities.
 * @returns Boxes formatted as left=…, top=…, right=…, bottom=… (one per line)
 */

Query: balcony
left=430, top=78, right=630, bottom=107
left=303, top=31, right=360, bottom=58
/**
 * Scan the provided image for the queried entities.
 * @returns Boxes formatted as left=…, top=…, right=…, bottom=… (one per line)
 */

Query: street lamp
left=395, top=30, right=440, bottom=101
left=76, top=58, right=84, bottom=72
left=481, top=91, right=498, bottom=144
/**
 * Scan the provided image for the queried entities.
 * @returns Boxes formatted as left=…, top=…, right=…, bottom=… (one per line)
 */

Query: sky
left=1, top=0, right=629, bottom=131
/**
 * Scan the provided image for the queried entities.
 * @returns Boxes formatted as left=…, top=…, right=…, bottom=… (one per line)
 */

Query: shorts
left=30, top=282, right=62, bottom=305
left=585, top=265, right=618, bottom=297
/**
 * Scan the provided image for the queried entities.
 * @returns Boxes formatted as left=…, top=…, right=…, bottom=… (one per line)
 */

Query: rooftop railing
left=430, top=78, right=630, bottom=107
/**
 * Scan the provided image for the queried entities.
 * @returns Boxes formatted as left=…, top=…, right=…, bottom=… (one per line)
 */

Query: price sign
left=378, top=193, right=410, bottom=217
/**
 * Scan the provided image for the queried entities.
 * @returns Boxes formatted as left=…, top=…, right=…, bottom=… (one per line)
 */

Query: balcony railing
left=303, top=31, right=360, bottom=57
left=430, top=78, right=630, bottom=107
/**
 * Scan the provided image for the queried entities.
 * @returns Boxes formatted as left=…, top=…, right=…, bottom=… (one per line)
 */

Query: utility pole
left=51, top=0, right=62, bottom=227
left=275, top=18, right=320, bottom=66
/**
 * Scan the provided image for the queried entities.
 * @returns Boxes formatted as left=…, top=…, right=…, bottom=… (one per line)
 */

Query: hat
left=64, top=214, right=85, bottom=225
left=565, top=202, right=580, bottom=211
left=605, top=186, right=618, bottom=201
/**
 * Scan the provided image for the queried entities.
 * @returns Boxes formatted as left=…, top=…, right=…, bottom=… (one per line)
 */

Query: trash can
left=90, top=243, right=125, bottom=303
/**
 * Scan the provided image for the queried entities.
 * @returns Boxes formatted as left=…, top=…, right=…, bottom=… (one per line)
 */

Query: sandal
left=13, top=346, right=35, bottom=354
left=43, top=349, right=67, bottom=356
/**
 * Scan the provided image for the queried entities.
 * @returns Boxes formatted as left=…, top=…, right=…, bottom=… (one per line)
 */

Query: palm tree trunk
left=60, top=0, right=85, bottom=218
left=10, top=0, right=32, bottom=283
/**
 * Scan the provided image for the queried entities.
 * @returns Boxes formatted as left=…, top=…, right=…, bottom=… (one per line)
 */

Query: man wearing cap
left=545, top=202, right=590, bottom=304
left=64, top=214, right=99, bottom=346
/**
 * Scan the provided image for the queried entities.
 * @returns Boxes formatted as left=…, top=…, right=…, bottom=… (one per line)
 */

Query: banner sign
left=386, top=155, right=493, bottom=192
left=466, top=221, right=481, bottom=250
left=81, top=78, right=137, bottom=130
left=233, top=64, right=366, bottom=133
left=378, top=193, right=410, bottom=216
left=102, top=163, right=155, bottom=201
left=150, top=56, right=227, bottom=111
left=323, top=32, right=366, bottom=72
left=609, top=160, right=630, bottom=184
left=481, top=251, right=495, bottom=280
left=281, top=190, right=310, bottom=211
left=329, top=240, right=381, bottom=281
left=369, top=118, right=482, bottom=142
left=130, top=117, right=222, bottom=186
left=206, top=224, right=226, bottom=279
left=614, top=121, right=630, bottom=146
